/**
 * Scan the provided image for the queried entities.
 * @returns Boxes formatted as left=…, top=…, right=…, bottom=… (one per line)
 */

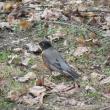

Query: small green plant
left=0, top=98, right=15, bottom=110
left=103, top=67, right=110, bottom=75
left=35, top=22, right=48, bottom=37
left=28, top=58, right=35, bottom=65
left=0, top=51, right=10, bottom=63
left=85, top=92, right=101, bottom=99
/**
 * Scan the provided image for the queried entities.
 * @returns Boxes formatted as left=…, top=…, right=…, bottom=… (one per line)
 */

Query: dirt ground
left=0, top=27, right=110, bottom=110
left=0, top=0, right=110, bottom=110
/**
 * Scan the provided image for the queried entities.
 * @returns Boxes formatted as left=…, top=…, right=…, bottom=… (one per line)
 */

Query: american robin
left=39, top=40, right=80, bottom=80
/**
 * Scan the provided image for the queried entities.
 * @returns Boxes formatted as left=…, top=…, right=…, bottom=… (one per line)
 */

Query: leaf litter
left=0, top=0, right=110, bottom=109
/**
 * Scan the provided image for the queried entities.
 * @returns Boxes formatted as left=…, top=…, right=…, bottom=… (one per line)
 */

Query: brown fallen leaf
left=51, top=83, right=80, bottom=94
left=31, top=64, right=37, bottom=69
left=13, top=48, right=23, bottom=53
left=41, top=8, right=62, bottom=20
left=19, top=20, right=32, bottom=30
left=28, top=86, right=46, bottom=104
left=21, top=57, right=30, bottom=66
left=24, top=72, right=36, bottom=80
left=0, top=22, right=10, bottom=29
left=25, top=43, right=41, bottom=53
left=14, top=72, right=36, bottom=83
left=76, top=37, right=86, bottom=46
left=29, top=86, right=46, bottom=97
left=20, top=94, right=41, bottom=105
left=43, top=78, right=56, bottom=90
left=62, top=98, right=85, bottom=106
left=36, top=78, right=44, bottom=86
left=3, top=2, right=14, bottom=13
left=100, top=76, right=110, bottom=85
left=7, top=90, right=20, bottom=101
left=82, top=76, right=89, bottom=81
left=73, top=46, right=91, bottom=57
left=85, top=85, right=96, bottom=93
left=21, top=50, right=31, bottom=66
left=91, top=72, right=105, bottom=80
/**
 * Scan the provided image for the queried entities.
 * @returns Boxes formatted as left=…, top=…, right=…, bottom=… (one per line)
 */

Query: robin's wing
left=42, top=47, right=79, bottom=79
left=42, top=49, right=63, bottom=72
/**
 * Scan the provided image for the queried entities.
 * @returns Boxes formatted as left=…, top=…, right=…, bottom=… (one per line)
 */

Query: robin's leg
left=48, top=70, right=53, bottom=81
left=44, top=63, right=52, bottom=80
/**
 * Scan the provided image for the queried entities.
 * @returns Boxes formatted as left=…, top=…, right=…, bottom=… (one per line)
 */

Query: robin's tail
left=66, top=68, right=80, bottom=79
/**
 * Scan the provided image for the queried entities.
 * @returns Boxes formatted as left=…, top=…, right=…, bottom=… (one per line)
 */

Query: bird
left=39, top=40, right=80, bottom=80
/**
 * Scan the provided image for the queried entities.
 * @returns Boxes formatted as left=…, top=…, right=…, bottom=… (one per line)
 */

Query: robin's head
left=39, top=40, right=52, bottom=50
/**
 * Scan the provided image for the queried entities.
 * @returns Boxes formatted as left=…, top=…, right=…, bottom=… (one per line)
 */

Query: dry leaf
left=7, top=90, right=20, bottom=101
left=24, top=72, right=36, bottom=80
left=91, top=72, right=99, bottom=78
left=31, top=64, right=37, bottom=69
left=82, top=76, right=89, bottom=81
left=51, top=83, right=79, bottom=94
left=41, top=8, right=61, bottom=20
left=36, top=78, right=44, bottom=86
left=52, top=28, right=65, bottom=40
left=85, top=85, right=96, bottom=93
left=29, top=86, right=46, bottom=97
left=21, top=50, right=31, bottom=66
left=44, top=78, right=56, bottom=89
left=14, top=72, right=36, bottom=83
left=76, top=37, right=86, bottom=46
left=0, top=22, right=10, bottom=29
left=28, top=86, right=46, bottom=104
left=25, top=43, right=40, bottom=52
left=7, top=15, right=15, bottom=25
left=13, top=48, right=23, bottom=53
left=91, top=72, right=105, bottom=80
left=16, top=77, right=28, bottom=83
left=52, top=71, right=61, bottom=77
left=21, top=94, right=41, bottom=105
left=76, top=35, right=99, bottom=47
left=3, top=2, right=14, bottom=13
left=104, top=30, right=110, bottom=37
left=100, top=76, right=110, bottom=85
left=21, top=57, right=30, bottom=66
left=62, top=98, right=77, bottom=106
left=62, top=98, right=85, bottom=106
left=73, top=46, right=91, bottom=56
left=19, top=20, right=31, bottom=30
left=51, top=83, right=69, bottom=93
